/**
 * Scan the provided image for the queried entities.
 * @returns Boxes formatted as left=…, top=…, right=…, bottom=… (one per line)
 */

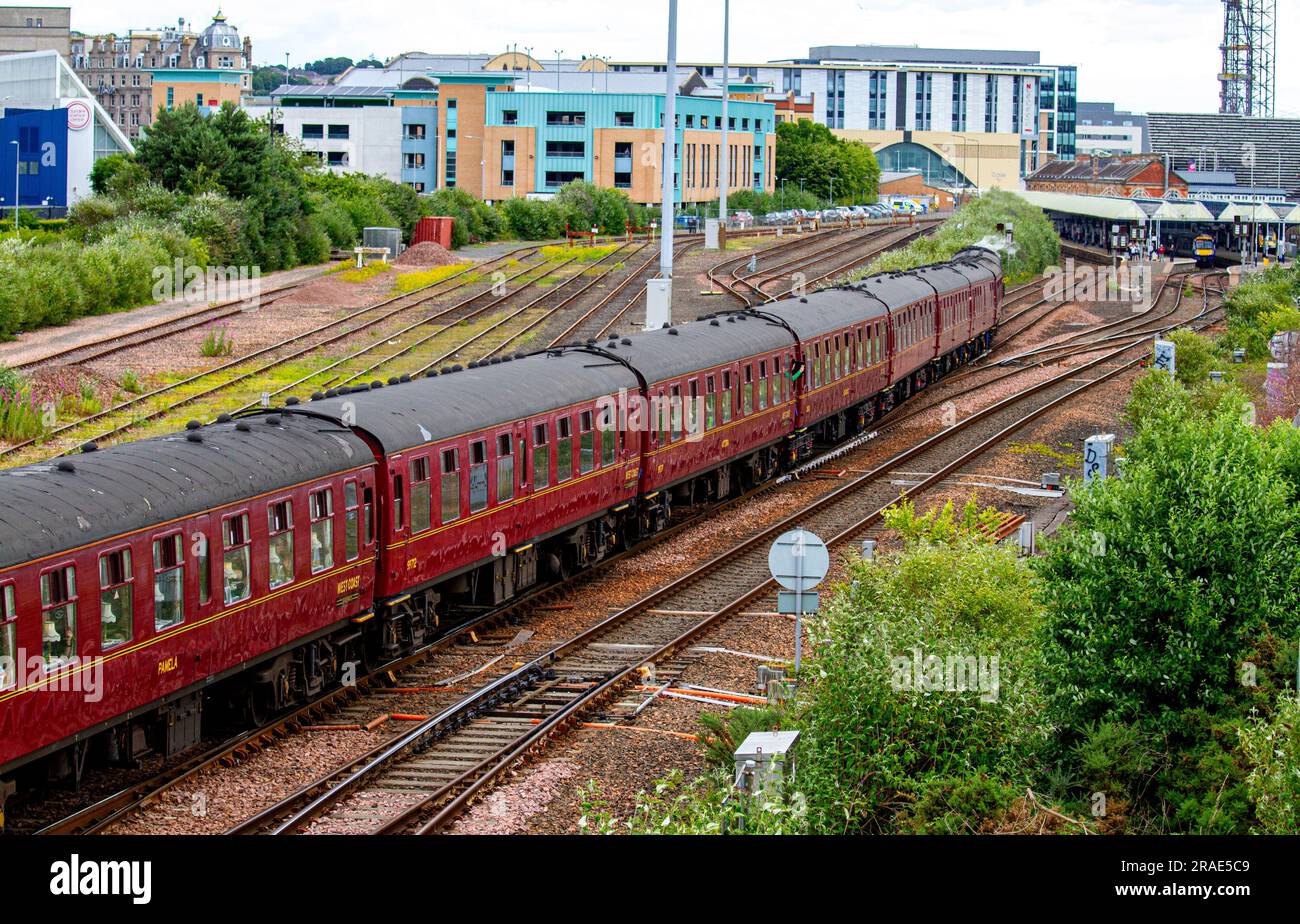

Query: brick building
left=1024, top=154, right=1186, bottom=198
left=70, top=11, right=251, bottom=140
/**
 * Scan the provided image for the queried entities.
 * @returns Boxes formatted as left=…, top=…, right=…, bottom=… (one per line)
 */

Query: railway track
left=10, top=272, right=327, bottom=372
left=0, top=246, right=552, bottom=462
left=35, top=267, right=1224, bottom=837
left=245, top=272, right=1218, bottom=837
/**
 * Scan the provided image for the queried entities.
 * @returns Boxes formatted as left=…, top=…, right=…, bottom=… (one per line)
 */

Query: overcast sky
left=73, top=0, right=1298, bottom=117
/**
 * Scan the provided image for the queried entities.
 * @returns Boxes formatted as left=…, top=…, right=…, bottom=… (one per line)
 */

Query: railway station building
left=1016, top=189, right=1297, bottom=264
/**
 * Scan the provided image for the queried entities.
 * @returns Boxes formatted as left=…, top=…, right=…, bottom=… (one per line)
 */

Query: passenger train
left=0, top=246, right=1003, bottom=817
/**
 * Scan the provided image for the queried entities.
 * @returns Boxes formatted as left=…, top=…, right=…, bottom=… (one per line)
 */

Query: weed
left=201, top=327, right=234, bottom=357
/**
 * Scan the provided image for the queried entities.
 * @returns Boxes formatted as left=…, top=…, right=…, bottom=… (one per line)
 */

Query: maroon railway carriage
left=289, top=350, right=645, bottom=649
left=0, top=245, right=1004, bottom=818
left=594, top=318, right=798, bottom=509
left=0, top=415, right=378, bottom=783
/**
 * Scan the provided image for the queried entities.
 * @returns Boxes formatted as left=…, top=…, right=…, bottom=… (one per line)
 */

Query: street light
left=554, top=49, right=563, bottom=92
left=10, top=140, right=18, bottom=233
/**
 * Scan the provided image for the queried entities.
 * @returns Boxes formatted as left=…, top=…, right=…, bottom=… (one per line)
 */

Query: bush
left=1165, top=327, right=1224, bottom=388
left=498, top=197, right=564, bottom=240
left=1239, top=694, right=1300, bottom=834
left=1037, top=372, right=1300, bottom=738
left=854, top=190, right=1060, bottom=284
left=795, top=537, right=1046, bottom=833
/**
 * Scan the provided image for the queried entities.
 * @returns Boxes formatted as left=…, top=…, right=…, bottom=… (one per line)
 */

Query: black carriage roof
left=0, top=415, right=372, bottom=573
left=594, top=315, right=793, bottom=383
left=760, top=288, right=889, bottom=339
left=846, top=271, right=936, bottom=307
left=950, top=246, right=1002, bottom=279
left=284, top=349, right=640, bottom=454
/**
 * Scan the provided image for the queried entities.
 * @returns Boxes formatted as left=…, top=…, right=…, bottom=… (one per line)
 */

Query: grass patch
left=337, top=262, right=392, bottom=284
left=1007, top=441, right=1082, bottom=467
left=391, top=263, right=473, bottom=295
left=539, top=243, right=621, bottom=263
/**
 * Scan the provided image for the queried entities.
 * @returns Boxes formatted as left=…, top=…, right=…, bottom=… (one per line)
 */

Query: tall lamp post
left=719, top=0, right=730, bottom=227
left=645, top=0, right=678, bottom=330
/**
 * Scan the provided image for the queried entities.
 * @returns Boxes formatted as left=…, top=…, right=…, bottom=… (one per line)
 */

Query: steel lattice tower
left=1219, top=0, right=1277, bottom=117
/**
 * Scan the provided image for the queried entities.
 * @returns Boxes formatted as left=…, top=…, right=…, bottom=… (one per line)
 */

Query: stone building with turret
left=70, top=10, right=252, bottom=140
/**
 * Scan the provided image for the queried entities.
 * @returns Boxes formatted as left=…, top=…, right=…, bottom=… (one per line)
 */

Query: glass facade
left=875, top=142, right=972, bottom=188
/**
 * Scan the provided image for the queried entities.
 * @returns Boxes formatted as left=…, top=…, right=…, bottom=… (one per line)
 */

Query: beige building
left=70, top=12, right=251, bottom=140
left=0, top=5, right=69, bottom=56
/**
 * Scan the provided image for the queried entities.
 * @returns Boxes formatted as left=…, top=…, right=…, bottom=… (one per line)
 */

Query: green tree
left=774, top=120, right=880, bottom=204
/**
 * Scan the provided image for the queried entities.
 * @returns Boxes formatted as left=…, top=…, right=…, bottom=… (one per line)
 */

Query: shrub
left=795, top=538, right=1046, bottom=833
left=498, top=197, right=564, bottom=240
left=1037, top=372, right=1300, bottom=739
left=200, top=327, right=234, bottom=357
left=854, top=190, right=1060, bottom=284
left=1165, top=327, right=1224, bottom=388
left=1239, top=694, right=1300, bottom=834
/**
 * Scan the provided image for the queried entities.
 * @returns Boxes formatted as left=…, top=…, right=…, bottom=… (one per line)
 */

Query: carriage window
left=557, top=417, right=573, bottom=482
left=579, top=412, right=595, bottom=473
left=533, top=424, right=550, bottom=489
left=812, top=342, right=821, bottom=387
left=267, top=500, right=294, bottom=590
left=0, top=584, right=14, bottom=689
left=99, top=548, right=133, bottom=650
left=686, top=381, right=699, bottom=435
left=670, top=386, right=682, bottom=440
left=153, top=534, right=185, bottom=631
left=743, top=366, right=754, bottom=415
left=441, top=448, right=461, bottom=523
left=857, top=329, right=865, bottom=366
left=599, top=406, right=616, bottom=466
left=410, top=458, right=432, bottom=533
left=363, top=487, right=375, bottom=545
left=196, top=530, right=211, bottom=605
left=842, top=337, right=850, bottom=373
left=41, top=565, right=77, bottom=667
left=469, top=440, right=489, bottom=513
left=344, top=482, right=360, bottom=562
left=393, top=476, right=404, bottom=532
left=758, top=361, right=768, bottom=409
left=722, top=370, right=733, bottom=423
left=310, top=488, right=334, bottom=574
left=497, top=434, right=515, bottom=503
left=823, top=339, right=831, bottom=381
left=705, top=376, right=717, bottom=429
left=222, top=513, right=251, bottom=605
left=832, top=337, right=841, bottom=379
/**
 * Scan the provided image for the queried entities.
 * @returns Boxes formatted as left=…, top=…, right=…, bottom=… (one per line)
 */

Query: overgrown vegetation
left=1217, top=263, right=1300, bottom=361
left=1035, top=370, right=1300, bottom=833
left=597, top=357, right=1300, bottom=833
left=852, top=190, right=1060, bottom=284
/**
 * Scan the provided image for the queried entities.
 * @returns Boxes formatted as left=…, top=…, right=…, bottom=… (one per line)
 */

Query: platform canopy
left=1013, top=190, right=1150, bottom=222
left=1217, top=202, right=1282, bottom=223
left=1150, top=199, right=1216, bottom=222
